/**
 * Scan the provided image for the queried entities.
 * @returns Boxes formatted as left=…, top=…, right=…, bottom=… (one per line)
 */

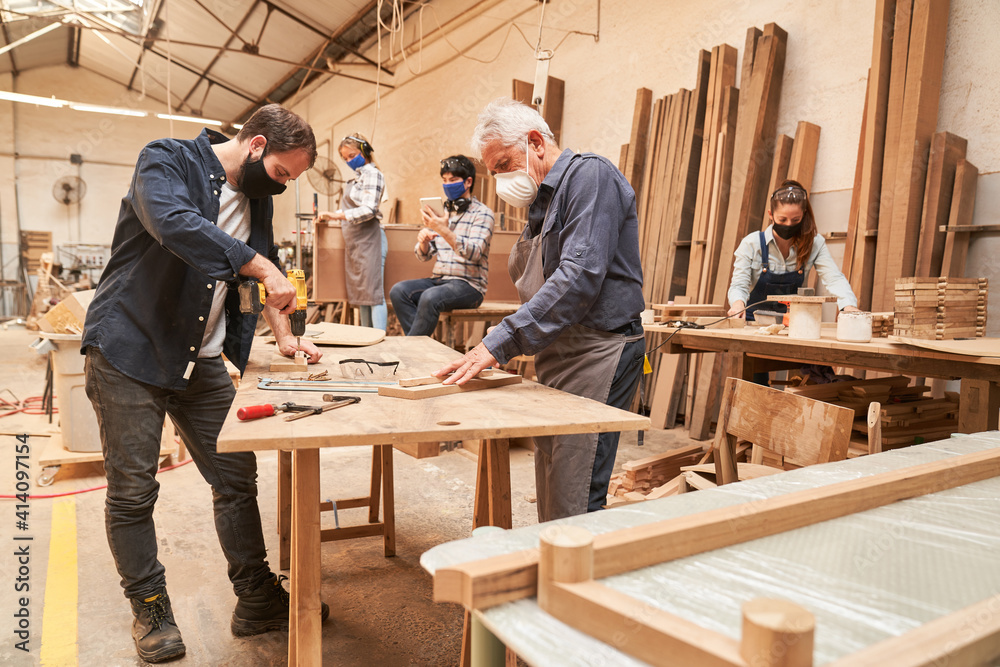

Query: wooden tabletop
left=218, top=335, right=650, bottom=453
left=643, top=323, right=1000, bottom=381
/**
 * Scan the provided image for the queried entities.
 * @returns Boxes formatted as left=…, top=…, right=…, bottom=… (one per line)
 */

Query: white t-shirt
left=199, top=180, right=250, bottom=358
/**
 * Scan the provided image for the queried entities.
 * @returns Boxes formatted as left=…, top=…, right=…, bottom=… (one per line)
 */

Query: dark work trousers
left=588, top=325, right=646, bottom=512
left=84, top=347, right=271, bottom=601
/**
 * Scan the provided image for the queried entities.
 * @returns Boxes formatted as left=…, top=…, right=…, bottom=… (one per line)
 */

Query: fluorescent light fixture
left=156, top=113, right=222, bottom=126
left=0, top=91, right=67, bottom=107
left=0, top=22, right=63, bottom=57
left=70, top=103, right=148, bottom=117
left=232, top=123, right=244, bottom=130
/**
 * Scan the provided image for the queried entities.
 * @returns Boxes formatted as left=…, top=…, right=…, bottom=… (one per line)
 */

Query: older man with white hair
left=435, top=98, right=646, bottom=522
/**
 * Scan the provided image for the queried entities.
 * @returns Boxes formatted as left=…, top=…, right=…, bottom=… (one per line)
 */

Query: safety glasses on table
left=338, top=359, right=399, bottom=380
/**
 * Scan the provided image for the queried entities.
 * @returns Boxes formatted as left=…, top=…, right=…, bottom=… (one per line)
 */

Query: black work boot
left=129, top=590, right=186, bottom=663
left=231, top=574, right=330, bottom=636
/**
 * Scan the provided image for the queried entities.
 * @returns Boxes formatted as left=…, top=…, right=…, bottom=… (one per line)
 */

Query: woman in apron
left=727, top=179, right=859, bottom=382
left=316, top=134, right=388, bottom=330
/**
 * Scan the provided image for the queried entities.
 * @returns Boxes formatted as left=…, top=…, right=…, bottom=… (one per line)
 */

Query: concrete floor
left=0, top=326, right=701, bottom=666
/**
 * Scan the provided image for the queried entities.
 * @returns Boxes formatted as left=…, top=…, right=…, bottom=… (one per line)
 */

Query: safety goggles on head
left=440, top=157, right=466, bottom=174
left=770, top=185, right=808, bottom=207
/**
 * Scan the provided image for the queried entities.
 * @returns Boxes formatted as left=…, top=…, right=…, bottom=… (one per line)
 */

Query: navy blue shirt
left=82, top=128, right=279, bottom=389
left=482, top=149, right=645, bottom=365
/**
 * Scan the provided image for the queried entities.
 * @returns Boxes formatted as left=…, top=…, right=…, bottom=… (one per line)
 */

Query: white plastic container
left=39, top=332, right=102, bottom=452
left=837, top=311, right=873, bottom=343
left=787, top=303, right=823, bottom=340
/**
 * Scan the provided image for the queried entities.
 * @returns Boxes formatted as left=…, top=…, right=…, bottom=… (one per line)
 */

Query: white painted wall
left=0, top=0, right=997, bottom=330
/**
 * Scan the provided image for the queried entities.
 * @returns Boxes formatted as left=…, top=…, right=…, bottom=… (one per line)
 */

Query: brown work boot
left=129, top=590, right=186, bottom=663
left=231, top=574, right=330, bottom=636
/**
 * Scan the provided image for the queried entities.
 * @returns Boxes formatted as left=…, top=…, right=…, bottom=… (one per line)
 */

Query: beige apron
left=509, top=224, right=643, bottom=522
left=340, top=178, right=384, bottom=305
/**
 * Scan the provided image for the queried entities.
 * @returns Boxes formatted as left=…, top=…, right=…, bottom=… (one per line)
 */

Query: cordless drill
left=238, top=269, right=308, bottom=353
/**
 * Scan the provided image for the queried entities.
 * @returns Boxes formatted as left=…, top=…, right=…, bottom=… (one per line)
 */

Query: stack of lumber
left=871, top=312, right=894, bottom=338
left=606, top=444, right=703, bottom=505
left=20, top=230, right=52, bottom=273
left=856, top=395, right=959, bottom=451
left=785, top=375, right=958, bottom=453
left=842, top=0, right=960, bottom=311
left=893, top=277, right=987, bottom=339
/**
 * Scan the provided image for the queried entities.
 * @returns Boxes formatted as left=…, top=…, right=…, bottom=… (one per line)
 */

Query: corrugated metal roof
left=0, top=0, right=398, bottom=124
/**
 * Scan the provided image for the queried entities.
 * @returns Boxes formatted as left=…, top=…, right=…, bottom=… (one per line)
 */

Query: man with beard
left=82, top=104, right=327, bottom=663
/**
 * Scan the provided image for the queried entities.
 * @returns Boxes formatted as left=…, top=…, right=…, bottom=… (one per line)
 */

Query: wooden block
left=38, top=288, right=95, bottom=334
left=378, top=372, right=522, bottom=399
left=393, top=442, right=440, bottom=459
left=270, top=352, right=308, bottom=373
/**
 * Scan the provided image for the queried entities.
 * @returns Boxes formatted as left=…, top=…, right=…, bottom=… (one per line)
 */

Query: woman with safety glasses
left=727, top=179, right=859, bottom=321
left=726, top=180, right=860, bottom=384
left=315, top=133, right=388, bottom=330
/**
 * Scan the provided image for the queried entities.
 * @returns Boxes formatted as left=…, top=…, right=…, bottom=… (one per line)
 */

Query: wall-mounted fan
left=53, top=175, right=87, bottom=205
left=307, top=156, right=344, bottom=207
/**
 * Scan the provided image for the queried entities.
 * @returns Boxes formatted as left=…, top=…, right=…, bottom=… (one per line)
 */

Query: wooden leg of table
left=725, top=350, right=751, bottom=382
left=460, top=610, right=473, bottom=667
left=289, top=449, right=322, bottom=667
left=473, top=442, right=490, bottom=529
left=486, top=438, right=512, bottom=529
left=368, top=445, right=382, bottom=524
left=959, top=379, right=1000, bottom=433
left=380, top=445, right=396, bottom=557
left=278, top=450, right=292, bottom=571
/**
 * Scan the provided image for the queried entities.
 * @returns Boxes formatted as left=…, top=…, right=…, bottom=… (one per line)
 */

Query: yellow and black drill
left=238, top=269, right=308, bottom=353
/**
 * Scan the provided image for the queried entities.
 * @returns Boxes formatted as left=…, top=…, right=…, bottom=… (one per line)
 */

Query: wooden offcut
left=941, top=159, right=979, bottom=278
left=914, top=132, right=967, bottom=277
left=378, top=372, right=522, bottom=399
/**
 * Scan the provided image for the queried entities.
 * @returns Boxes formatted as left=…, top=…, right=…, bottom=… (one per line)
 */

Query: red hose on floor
left=0, top=394, right=53, bottom=418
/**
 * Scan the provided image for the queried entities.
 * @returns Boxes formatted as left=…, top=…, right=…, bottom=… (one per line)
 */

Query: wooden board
left=914, top=132, right=967, bottom=276
left=266, top=322, right=386, bottom=347
left=759, top=133, right=793, bottom=230
left=941, top=159, right=979, bottom=278
left=873, top=0, right=950, bottom=310
left=787, top=120, right=821, bottom=193
left=270, top=351, right=309, bottom=372
left=378, top=372, right=522, bottom=400
left=850, top=0, right=900, bottom=311
left=887, top=336, right=1000, bottom=358
left=623, top=87, right=653, bottom=205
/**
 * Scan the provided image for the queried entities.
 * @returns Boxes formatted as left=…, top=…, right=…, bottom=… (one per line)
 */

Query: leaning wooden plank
left=842, top=69, right=870, bottom=281
left=378, top=373, right=521, bottom=399
left=700, top=90, right=740, bottom=303
left=824, top=593, right=1000, bottom=667
left=851, top=0, right=901, bottom=311
left=759, top=134, right=793, bottom=230
left=688, top=352, right=722, bottom=441
left=433, top=446, right=1000, bottom=610
left=637, top=97, right=665, bottom=259
left=713, top=24, right=787, bottom=307
left=648, top=354, right=683, bottom=430
left=941, top=159, right=978, bottom=278
left=654, top=89, right=691, bottom=304
left=874, top=0, right=950, bottom=310
left=786, top=121, right=822, bottom=193
left=623, top=87, right=653, bottom=204
left=914, top=132, right=967, bottom=277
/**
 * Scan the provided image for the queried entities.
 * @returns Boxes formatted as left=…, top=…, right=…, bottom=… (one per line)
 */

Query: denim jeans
left=84, top=347, right=271, bottom=601
left=389, top=277, right=484, bottom=336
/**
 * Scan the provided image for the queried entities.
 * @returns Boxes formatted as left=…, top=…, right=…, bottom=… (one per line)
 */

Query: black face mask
left=238, top=149, right=286, bottom=199
left=444, top=197, right=471, bottom=215
left=773, top=221, right=802, bottom=239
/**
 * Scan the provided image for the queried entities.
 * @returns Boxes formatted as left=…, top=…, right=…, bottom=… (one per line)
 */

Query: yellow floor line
left=39, top=498, right=78, bottom=666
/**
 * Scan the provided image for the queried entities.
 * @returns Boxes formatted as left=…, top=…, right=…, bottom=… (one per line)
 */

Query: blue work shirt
left=82, top=128, right=278, bottom=389
left=482, top=149, right=645, bottom=365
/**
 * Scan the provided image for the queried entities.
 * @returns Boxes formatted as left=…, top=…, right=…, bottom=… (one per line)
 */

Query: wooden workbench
left=423, top=432, right=1000, bottom=666
left=645, top=323, right=1000, bottom=433
left=217, top=335, right=649, bottom=666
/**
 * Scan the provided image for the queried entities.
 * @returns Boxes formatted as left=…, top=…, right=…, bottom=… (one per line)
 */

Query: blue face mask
left=346, top=153, right=366, bottom=171
left=442, top=179, right=467, bottom=201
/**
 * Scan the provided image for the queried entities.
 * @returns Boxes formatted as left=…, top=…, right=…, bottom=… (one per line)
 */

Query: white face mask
left=494, top=138, right=538, bottom=208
